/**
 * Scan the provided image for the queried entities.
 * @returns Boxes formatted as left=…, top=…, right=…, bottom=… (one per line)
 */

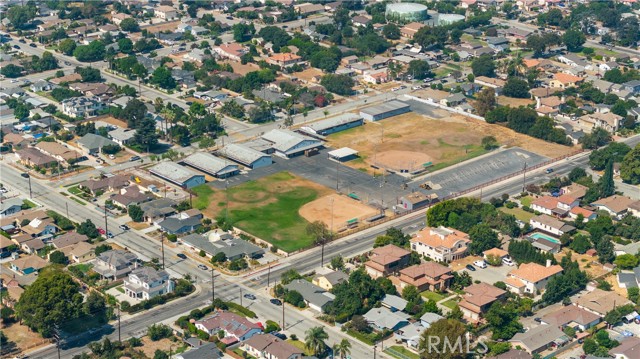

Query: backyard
left=499, top=206, right=535, bottom=222
left=195, top=172, right=331, bottom=252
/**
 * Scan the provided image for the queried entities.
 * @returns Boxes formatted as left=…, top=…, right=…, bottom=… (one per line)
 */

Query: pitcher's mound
left=372, top=150, right=433, bottom=172
left=299, top=194, right=379, bottom=231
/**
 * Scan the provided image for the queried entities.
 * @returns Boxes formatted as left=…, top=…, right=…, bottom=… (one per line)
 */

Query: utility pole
left=53, top=324, right=62, bottom=359
left=211, top=268, right=215, bottom=303
left=267, top=262, right=271, bottom=287
left=240, top=288, right=242, bottom=307
left=282, top=300, right=285, bottom=331
left=104, top=206, right=108, bottom=237
left=117, top=304, right=121, bottom=342
left=65, top=202, right=69, bottom=219
left=335, top=159, right=339, bottom=192
left=522, top=162, right=528, bottom=193
left=161, top=232, right=165, bottom=270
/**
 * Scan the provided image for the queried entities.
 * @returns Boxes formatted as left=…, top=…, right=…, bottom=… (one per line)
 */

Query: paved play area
left=411, top=147, right=549, bottom=198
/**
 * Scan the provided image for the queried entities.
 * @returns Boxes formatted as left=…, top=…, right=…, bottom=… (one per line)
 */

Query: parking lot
left=455, top=259, right=512, bottom=287
left=211, top=148, right=412, bottom=208
left=413, top=147, right=549, bottom=198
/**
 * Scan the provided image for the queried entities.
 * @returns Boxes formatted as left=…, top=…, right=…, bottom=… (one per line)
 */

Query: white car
left=502, top=257, right=515, bottom=266
left=109, top=154, right=115, bottom=159
left=473, top=260, right=487, bottom=269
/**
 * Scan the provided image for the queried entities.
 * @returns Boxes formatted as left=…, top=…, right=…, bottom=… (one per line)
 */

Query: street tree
left=473, top=88, right=496, bottom=116
left=304, top=326, right=329, bottom=356
left=418, top=319, right=467, bottom=359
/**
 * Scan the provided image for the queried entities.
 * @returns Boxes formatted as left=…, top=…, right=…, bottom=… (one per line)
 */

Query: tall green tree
left=599, top=159, right=615, bottom=198
left=333, top=339, right=351, bottom=359
left=305, top=326, right=329, bottom=356
left=620, top=144, right=640, bottom=185
left=418, top=319, right=467, bottom=359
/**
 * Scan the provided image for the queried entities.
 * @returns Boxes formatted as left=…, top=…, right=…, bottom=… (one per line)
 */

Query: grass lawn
left=421, top=290, right=445, bottom=302
left=71, top=197, right=86, bottom=205
left=385, top=346, right=420, bottom=359
left=346, top=329, right=376, bottom=345
left=201, top=172, right=327, bottom=252
left=520, top=196, right=533, bottom=207
left=287, top=340, right=314, bottom=356
left=22, top=199, right=37, bottom=209
left=191, top=184, right=214, bottom=210
left=442, top=298, right=460, bottom=310
left=233, top=348, right=257, bottom=359
left=499, top=207, right=535, bottom=222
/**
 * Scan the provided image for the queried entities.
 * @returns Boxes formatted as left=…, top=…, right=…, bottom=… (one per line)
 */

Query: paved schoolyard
left=211, top=148, right=411, bottom=209
left=411, top=147, right=549, bottom=198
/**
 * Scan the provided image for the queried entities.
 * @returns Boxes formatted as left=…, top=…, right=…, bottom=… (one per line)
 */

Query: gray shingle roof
left=283, top=279, right=335, bottom=309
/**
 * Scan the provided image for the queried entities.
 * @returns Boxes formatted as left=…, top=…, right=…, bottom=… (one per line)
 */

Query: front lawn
left=519, top=195, right=534, bottom=207
left=385, top=346, right=420, bottom=359
left=442, top=297, right=461, bottom=310
left=421, top=290, right=445, bottom=302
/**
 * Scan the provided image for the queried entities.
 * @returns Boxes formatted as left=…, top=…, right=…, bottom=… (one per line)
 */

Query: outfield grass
left=386, top=346, right=420, bottom=359
left=191, top=184, right=214, bottom=210
left=499, top=207, right=535, bottom=222
left=421, top=290, right=445, bottom=302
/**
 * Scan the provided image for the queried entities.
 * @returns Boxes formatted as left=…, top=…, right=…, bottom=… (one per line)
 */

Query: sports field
left=194, top=172, right=331, bottom=252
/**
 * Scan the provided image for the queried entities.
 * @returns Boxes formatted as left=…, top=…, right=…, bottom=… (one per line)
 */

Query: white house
left=529, top=214, right=575, bottom=237
left=505, top=261, right=563, bottom=295
left=154, top=5, right=178, bottom=20
left=195, top=311, right=262, bottom=341
left=61, top=96, right=104, bottom=119
left=410, top=226, right=470, bottom=262
left=123, top=267, right=174, bottom=300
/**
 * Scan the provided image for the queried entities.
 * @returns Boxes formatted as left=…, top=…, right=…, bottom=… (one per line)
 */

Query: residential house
left=241, top=334, right=303, bottom=359
left=622, top=80, right=640, bottom=95
left=182, top=231, right=264, bottom=261
left=35, top=141, right=78, bottom=164
left=30, top=80, right=52, bottom=92
left=50, top=73, right=82, bottom=85
left=591, top=195, right=636, bottom=219
left=487, top=349, right=533, bottom=359
left=267, top=53, right=304, bottom=68
left=364, top=244, right=411, bottom=278
left=3, top=133, right=31, bottom=150
left=395, top=262, right=453, bottom=292
left=363, top=306, right=410, bottom=331
left=550, top=73, right=584, bottom=89
left=51, top=232, right=88, bottom=249
left=312, top=270, right=348, bottom=291
left=540, top=305, right=601, bottom=331
left=195, top=311, right=262, bottom=342
left=410, top=226, right=470, bottom=262
left=124, top=267, right=173, bottom=300
left=568, top=206, right=597, bottom=222
left=111, top=12, right=132, bottom=26
left=609, top=337, right=640, bottom=359
left=155, top=5, right=178, bottom=20
left=505, top=261, right=563, bottom=295
left=21, top=215, right=58, bottom=238
left=363, top=69, right=390, bottom=84
left=296, top=3, right=325, bottom=16
left=67, top=242, right=95, bottom=263
left=401, top=22, right=426, bottom=38
left=92, top=250, right=139, bottom=280
left=175, top=343, right=223, bottom=359
left=111, top=189, right=154, bottom=208
left=509, top=325, right=568, bottom=354
left=21, top=238, right=45, bottom=254
left=283, top=279, right=335, bottom=312
left=77, top=133, right=119, bottom=155
left=140, top=198, right=177, bottom=223
left=78, top=175, right=130, bottom=196
left=10, top=256, right=48, bottom=275
left=16, top=147, right=57, bottom=168
left=531, top=194, right=579, bottom=217
left=61, top=96, right=104, bottom=118
left=577, top=112, right=623, bottom=133
left=0, top=198, right=23, bottom=218
left=575, top=288, right=632, bottom=317
left=214, top=43, right=247, bottom=62
left=381, top=294, right=408, bottom=312
left=483, top=247, right=509, bottom=262
left=529, top=214, right=575, bottom=237
left=458, top=283, right=506, bottom=321
left=487, top=37, right=509, bottom=52
left=106, top=128, right=135, bottom=146
left=157, top=210, right=203, bottom=235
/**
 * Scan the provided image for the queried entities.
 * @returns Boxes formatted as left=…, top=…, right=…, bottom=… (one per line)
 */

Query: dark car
left=226, top=16, right=233, bottom=20
left=13, top=45, right=19, bottom=49
left=198, top=264, right=208, bottom=270
left=243, top=293, right=256, bottom=300
left=29, top=43, right=36, bottom=48
left=270, top=298, right=282, bottom=306
left=21, top=173, right=30, bottom=178
left=465, top=264, right=476, bottom=271
left=534, top=317, right=542, bottom=323
left=177, top=253, right=187, bottom=260
left=130, top=156, right=141, bottom=161
left=18, top=39, right=26, bottom=43
left=272, top=332, right=287, bottom=340
left=545, top=168, right=554, bottom=174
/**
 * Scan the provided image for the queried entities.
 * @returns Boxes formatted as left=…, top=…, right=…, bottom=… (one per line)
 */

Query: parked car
left=18, top=39, right=26, bottom=43
left=98, top=228, right=106, bottom=235
left=118, top=224, right=130, bottom=231
left=270, top=298, right=282, bottom=306
left=465, top=264, right=476, bottom=271
left=108, top=154, right=115, bottom=159
left=502, top=257, right=515, bottom=266
left=177, top=253, right=187, bottom=260
left=106, top=231, right=114, bottom=239
left=29, top=43, right=36, bottom=48
left=198, top=264, right=208, bottom=270
left=21, top=173, right=29, bottom=178
left=473, top=260, right=487, bottom=269
left=0, top=187, right=7, bottom=194
left=545, top=168, right=554, bottom=174
left=272, top=332, right=287, bottom=340
left=243, top=293, right=256, bottom=300
left=534, top=317, right=542, bottom=323
left=130, top=156, right=141, bottom=161
left=13, top=44, right=19, bottom=49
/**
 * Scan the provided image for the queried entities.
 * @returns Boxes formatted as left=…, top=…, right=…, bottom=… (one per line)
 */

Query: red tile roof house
left=364, top=244, right=411, bottom=279
left=195, top=311, right=262, bottom=343
left=393, top=262, right=453, bottom=292
left=241, top=334, right=303, bottom=359
left=540, top=305, right=601, bottom=331
left=458, top=283, right=506, bottom=322
left=214, top=43, right=247, bottom=62
left=504, top=261, right=563, bottom=295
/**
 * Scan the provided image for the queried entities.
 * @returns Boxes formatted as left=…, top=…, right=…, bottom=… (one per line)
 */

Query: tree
left=59, top=39, right=77, bottom=56
left=320, top=74, right=354, bottom=96
left=373, top=227, right=411, bottom=248
left=0, top=64, right=23, bottom=78
left=305, top=326, right=329, bottom=356
left=118, top=38, right=134, bottom=54
left=15, top=270, right=83, bottom=337
left=382, top=23, right=401, bottom=40
left=569, top=234, right=592, bottom=254
left=73, top=40, right=106, bottom=62
left=151, top=66, right=176, bottom=89
left=471, top=55, right=496, bottom=77
left=133, top=117, right=159, bottom=150
left=502, top=77, right=530, bottom=98
left=211, top=252, right=227, bottom=263
left=474, top=88, right=496, bottom=117
left=232, top=23, right=255, bottom=42
left=485, top=300, right=523, bottom=340
left=468, top=224, right=500, bottom=255
left=407, top=60, right=434, bottom=80
left=481, top=136, right=499, bottom=150
left=599, top=159, right=615, bottom=198
left=49, top=251, right=68, bottom=265
left=418, top=319, right=467, bottom=359
left=148, top=324, right=173, bottom=341
left=119, top=18, right=140, bottom=32
left=621, top=144, right=640, bottom=185
left=580, top=128, right=612, bottom=150
left=284, top=290, right=305, bottom=307
left=6, top=5, right=37, bottom=29
left=128, top=205, right=144, bottom=222
left=330, top=256, right=345, bottom=270
left=247, top=104, right=274, bottom=124
left=563, top=29, right=586, bottom=52
left=77, top=219, right=99, bottom=238
left=615, top=254, right=639, bottom=269
left=76, top=67, right=102, bottom=82
left=94, top=244, right=112, bottom=256
left=333, top=339, right=351, bottom=359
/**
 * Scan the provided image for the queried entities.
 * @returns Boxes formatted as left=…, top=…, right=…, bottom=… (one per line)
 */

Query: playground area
left=299, top=193, right=381, bottom=232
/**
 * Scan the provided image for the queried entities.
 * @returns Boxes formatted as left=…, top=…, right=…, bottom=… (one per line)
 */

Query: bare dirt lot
left=299, top=193, right=380, bottom=231
left=373, top=150, right=434, bottom=172
left=327, top=112, right=574, bottom=173
left=2, top=322, right=50, bottom=355
left=497, top=96, right=535, bottom=107
left=139, top=337, right=175, bottom=358
left=221, top=60, right=261, bottom=76
left=295, top=67, right=324, bottom=83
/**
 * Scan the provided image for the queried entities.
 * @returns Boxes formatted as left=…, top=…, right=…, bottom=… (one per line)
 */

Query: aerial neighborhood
left=4, top=1, right=640, bottom=359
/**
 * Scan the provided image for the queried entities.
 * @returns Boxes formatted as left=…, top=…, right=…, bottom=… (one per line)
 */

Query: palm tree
left=305, top=326, right=329, bottom=356
left=333, top=339, right=351, bottom=359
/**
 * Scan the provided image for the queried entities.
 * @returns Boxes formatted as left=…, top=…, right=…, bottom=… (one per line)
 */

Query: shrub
left=148, top=324, right=172, bottom=341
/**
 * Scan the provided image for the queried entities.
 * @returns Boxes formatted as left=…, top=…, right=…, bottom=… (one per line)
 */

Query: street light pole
left=522, top=162, right=528, bottom=193
left=117, top=304, right=121, bottom=342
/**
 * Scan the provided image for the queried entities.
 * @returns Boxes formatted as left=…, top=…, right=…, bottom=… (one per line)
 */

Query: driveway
left=457, top=262, right=512, bottom=287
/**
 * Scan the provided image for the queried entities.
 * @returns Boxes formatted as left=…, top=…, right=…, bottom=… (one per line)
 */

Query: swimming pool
left=529, top=232, right=561, bottom=244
